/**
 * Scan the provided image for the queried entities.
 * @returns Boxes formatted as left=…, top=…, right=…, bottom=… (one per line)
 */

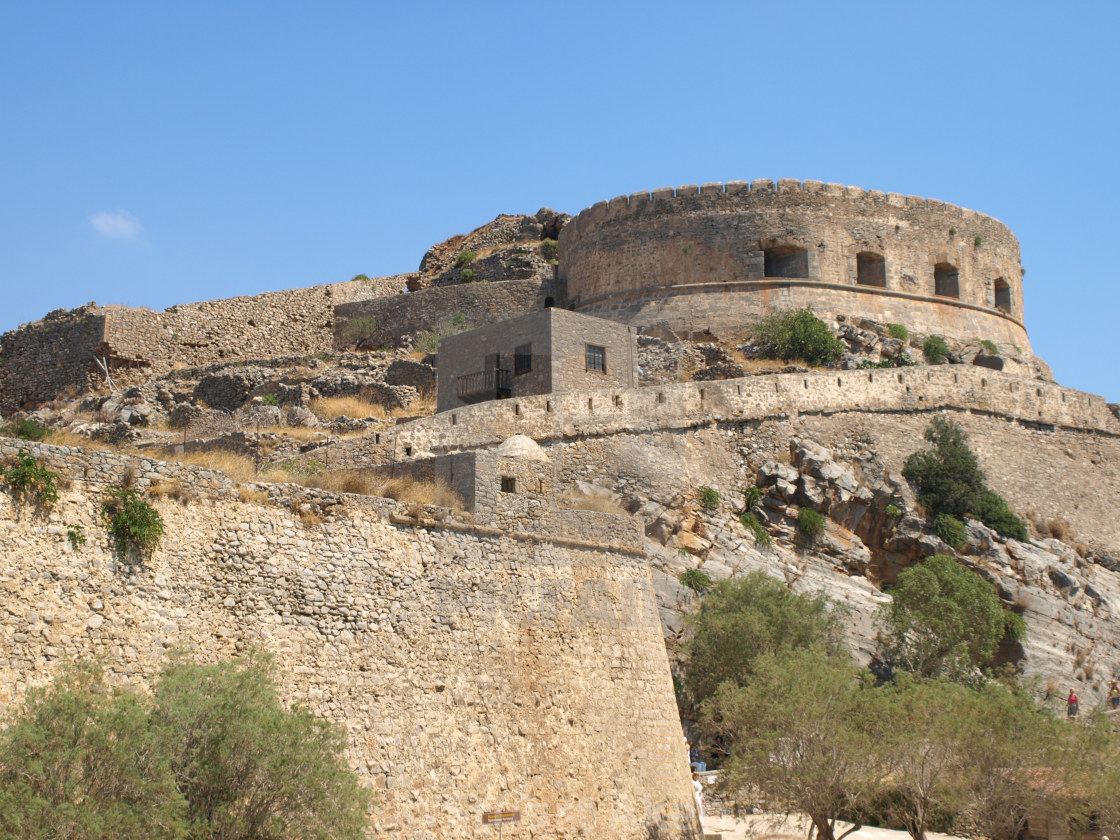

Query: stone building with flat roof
left=436, top=308, right=636, bottom=412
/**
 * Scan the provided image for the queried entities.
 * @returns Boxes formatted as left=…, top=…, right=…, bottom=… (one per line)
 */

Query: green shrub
left=923, top=335, right=949, bottom=364
left=679, top=568, right=713, bottom=593
left=101, top=487, right=164, bottom=561
left=902, top=417, right=1028, bottom=541
left=974, top=235, right=983, bottom=248
left=742, top=486, right=764, bottom=511
left=412, top=312, right=473, bottom=354
left=979, top=339, right=1000, bottom=355
left=857, top=353, right=916, bottom=369
left=338, top=314, right=376, bottom=346
left=261, top=393, right=278, bottom=406
left=934, top=512, right=969, bottom=549
left=0, top=450, right=60, bottom=510
left=971, top=488, right=1028, bottom=541
left=885, top=504, right=902, bottom=518
left=797, top=507, right=826, bottom=541
left=350, top=273, right=369, bottom=282
left=949, top=227, right=957, bottom=236
left=740, top=510, right=773, bottom=548
left=887, top=323, right=909, bottom=341
left=1003, top=610, right=1027, bottom=643
left=0, top=418, right=49, bottom=441
left=539, top=238, right=558, bottom=260
left=459, top=268, right=478, bottom=283
left=751, top=307, right=845, bottom=366
left=454, top=250, right=478, bottom=268
left=697, top=485, right=721, bottom=510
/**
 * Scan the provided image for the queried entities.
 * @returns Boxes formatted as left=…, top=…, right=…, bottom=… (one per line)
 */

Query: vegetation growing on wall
left=100, top=486, right=165, bottom=561
left=411, top=312, right=472, bottom=354
left=0, top=450, right=60, bottom=510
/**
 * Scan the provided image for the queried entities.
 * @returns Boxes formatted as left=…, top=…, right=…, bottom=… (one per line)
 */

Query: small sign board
left=482, top=810, right=521, bottom=825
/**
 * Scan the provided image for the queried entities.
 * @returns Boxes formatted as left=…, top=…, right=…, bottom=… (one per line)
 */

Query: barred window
left=586, top=344, right=606, bottom=373
left=514, top=343, right=532, bottom=374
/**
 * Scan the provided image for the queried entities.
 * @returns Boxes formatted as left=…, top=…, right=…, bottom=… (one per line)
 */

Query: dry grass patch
left=311, top=395, right=387, bottom=420
left=297, top=470, right=462, bottom=509
left=238, top=486, right=270, bottom=504
left=165, top=449, right=260, bottom=483
left=150, top=480, right=196, bottom=505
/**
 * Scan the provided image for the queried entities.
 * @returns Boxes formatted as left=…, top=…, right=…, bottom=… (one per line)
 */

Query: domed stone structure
left=558, top=179, right=1030, bottom=351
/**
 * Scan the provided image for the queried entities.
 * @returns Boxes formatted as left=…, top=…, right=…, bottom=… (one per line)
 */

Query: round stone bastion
left=557, top=179, right=1031, bottom=352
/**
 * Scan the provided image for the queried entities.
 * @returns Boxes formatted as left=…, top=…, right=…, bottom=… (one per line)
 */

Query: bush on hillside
left=923, top=335, right=949, bottom=364
left=751, top=308, right=845, bottom=366
left=902, top=417, right=1028, bottom=541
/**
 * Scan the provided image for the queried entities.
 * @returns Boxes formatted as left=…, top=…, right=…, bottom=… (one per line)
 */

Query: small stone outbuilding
left=435, top=308, right=637, bottom=412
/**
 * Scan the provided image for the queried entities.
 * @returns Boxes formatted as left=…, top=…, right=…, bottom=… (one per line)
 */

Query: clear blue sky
left=2, top=2, right=1117, bottom=399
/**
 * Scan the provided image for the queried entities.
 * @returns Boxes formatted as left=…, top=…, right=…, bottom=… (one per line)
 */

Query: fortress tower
left=558, top=179, right=1030, bottom=351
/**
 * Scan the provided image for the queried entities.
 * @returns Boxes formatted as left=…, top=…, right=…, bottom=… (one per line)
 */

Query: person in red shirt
left=1067, top=688, right=1079, bottom=719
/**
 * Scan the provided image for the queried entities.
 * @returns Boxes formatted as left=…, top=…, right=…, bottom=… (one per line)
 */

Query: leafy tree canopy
left=0, top=654, right=371, bottom=840
left=881, top=554, right=1007, bottom=679
left=683, top=571, right=841, bottom=704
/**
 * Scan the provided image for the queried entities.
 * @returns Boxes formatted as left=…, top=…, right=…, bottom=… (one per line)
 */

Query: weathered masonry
left=559, top=179, right=1030, bottom=350
left=436, top=308, right=637, bottom=412
left=0, top=439, right=702, bottom=840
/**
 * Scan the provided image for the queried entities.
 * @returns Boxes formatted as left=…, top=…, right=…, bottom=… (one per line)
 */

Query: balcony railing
left=456, top=368, right=512, bottom=404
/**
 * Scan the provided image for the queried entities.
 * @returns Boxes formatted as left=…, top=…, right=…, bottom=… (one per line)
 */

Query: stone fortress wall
left=0, top=274, right=410, bottom=413
left=390, top=365, right=1120, bottom=554
left=558, top=179, right=1031, bottom=350
left=0, top=438, right=701, bottom=840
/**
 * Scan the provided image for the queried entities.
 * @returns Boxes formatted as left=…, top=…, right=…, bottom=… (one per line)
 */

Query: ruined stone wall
left=0, top=305, right=107, bottom=413
left=558, top=180, right=1030, bottom=349
left=0, top=276, right=410, bottom=411
left=334, top=278, right=554, bottom=352
left=0, top=439, right=701, bottom=840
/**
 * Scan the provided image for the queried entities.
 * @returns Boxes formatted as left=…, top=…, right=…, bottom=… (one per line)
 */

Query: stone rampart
left=559, top=180, right=1029, bottom=349
left=395, top=366, right=1118, bottom=457
left=0, top=275, right=410, bottom=412
left=333, top=278, right=554, bottom=351
left=0, top=440, right=700, bottom=840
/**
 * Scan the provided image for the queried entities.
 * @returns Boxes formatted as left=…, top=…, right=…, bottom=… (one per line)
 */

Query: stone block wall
left=0, top=441, right=701, bottom=840
left=334, top=278, right=555, bottom=352
left=559, top=180, right=1031, bottom=350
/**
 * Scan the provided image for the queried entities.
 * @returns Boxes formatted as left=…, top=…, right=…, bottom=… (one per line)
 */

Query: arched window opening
left=544, top=296, right=554, bottom=308
left=856, top=252, right=886, bottom=287
left=934, top=263, right=960, bottom=298
left=994, top=278, right=1011, bottom=313
left=764, top=246, right=809, bottom=279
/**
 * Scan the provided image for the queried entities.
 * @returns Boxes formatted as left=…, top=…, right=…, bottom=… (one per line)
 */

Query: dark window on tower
left=994, top=278, right=1012, bottom=313
left=500, top=476, right=517, bottom=493
left=514, top=343, right=532, bottom=374
left=586, top=344, right=606, bottom=372
left=764, top=246, right=809, bottom=278
left=856, top=252, right=886, bottom=287
left=934, top=263, right=960, bottom=298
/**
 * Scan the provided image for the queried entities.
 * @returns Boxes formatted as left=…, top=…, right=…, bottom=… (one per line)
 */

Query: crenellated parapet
left=558, top=180, right=1029, bottom=351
